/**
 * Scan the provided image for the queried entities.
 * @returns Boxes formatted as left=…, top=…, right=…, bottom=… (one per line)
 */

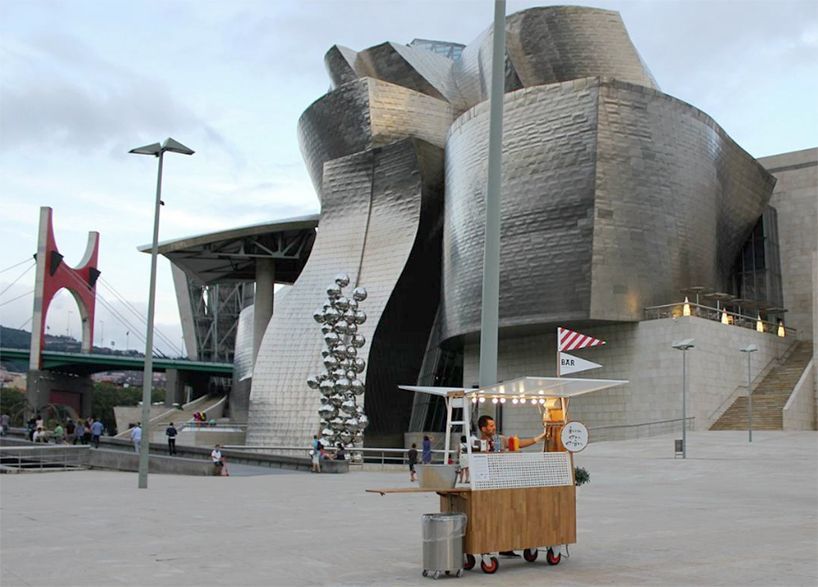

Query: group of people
left=26, top=415, right=105, bottom=448
left=192, top=411, right=215, bottom=426
left=309, top=435, right=347, bottom=473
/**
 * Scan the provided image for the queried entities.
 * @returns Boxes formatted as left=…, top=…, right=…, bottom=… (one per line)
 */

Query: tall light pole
left=672, top=338, right=695, bottom=459
left=129, top=138, right=194, bottom=489
left=740, top=344, right=758, bottom=442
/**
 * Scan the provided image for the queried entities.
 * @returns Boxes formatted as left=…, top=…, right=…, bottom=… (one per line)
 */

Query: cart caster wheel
left=432, top=570, right=441, bottom=580
left=463, top=554, right=475, bottom=570
left=481, top=557, right=499, bottom=574
left=422, top=570, right=428, bottom=577
left=456, top=569, right=464, bottom=577
left=523, top=548, right=538, bottom=562
left=546, top=548, right=561, bottom=565
left=444, top=571, right=450, bottom=576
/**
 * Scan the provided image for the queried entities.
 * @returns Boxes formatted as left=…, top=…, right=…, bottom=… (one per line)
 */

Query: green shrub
left=574, top=466, right=590, bottom=486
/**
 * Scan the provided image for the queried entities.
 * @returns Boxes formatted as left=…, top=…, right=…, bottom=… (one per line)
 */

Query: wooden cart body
left=440, top=486, right=576, bottom=553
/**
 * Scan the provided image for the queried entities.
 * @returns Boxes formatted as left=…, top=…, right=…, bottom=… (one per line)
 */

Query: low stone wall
left=783, top=360, right=816, bottom=430
left=88, top=450, right=214, bottom=475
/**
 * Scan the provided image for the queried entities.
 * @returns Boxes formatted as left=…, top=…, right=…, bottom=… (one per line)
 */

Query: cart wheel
left=481, top=557, right=499, bottom=574
left=422, top=570, right=428, bottom=577
left=523, top=548, right=538, bottom=562
left=546, top=548, right=561, bottom=565
left=432, top=570, right=440, bottom=580
left=456, top=569, right=464, bottom=577
left=444, top=571, right=450, bottom=576
left=463, top=554, right=476, bottom=570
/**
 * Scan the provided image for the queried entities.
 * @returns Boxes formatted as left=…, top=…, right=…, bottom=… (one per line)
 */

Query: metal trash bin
left=421, top=512, right=467, bottom=579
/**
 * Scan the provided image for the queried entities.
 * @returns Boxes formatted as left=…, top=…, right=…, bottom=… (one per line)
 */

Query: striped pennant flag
left=558, top=327, right=606, bottom=352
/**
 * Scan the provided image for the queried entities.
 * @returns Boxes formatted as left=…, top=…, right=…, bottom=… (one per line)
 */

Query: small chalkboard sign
left=560, top=421, right=589, bottom=453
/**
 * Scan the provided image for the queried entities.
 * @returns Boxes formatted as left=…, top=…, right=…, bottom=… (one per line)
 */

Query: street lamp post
left=740, top=344, right=758, bottom=442
left=672, top=338, right=695, bottom=459
left=129, top=138, right=194, bottom=489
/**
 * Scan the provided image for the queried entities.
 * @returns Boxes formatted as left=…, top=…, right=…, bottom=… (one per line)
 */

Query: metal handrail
left=644, top=301, right=797, bottom=336
left=220, top=445, right=456, bottom=465
left=588, top=417, right=694, bottom=432
left=0, top=445, right=89, bottom=470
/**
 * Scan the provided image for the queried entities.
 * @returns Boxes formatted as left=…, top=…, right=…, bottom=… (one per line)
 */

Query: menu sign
left=560, top=421, right=588, bottom=452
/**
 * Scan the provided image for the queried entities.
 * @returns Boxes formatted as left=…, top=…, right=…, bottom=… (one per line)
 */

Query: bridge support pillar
left=26, top=370, right=93, bottom=419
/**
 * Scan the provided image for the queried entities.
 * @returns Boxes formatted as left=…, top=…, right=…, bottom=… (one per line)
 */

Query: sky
left=1, top=0, right=816, bottom=357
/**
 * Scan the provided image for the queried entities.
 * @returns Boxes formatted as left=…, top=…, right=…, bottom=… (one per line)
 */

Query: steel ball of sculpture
left=307, top=277, right=369, bottom=453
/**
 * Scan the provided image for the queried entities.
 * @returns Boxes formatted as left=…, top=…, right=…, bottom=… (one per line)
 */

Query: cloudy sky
left=1, top=0, right=816, bottom=357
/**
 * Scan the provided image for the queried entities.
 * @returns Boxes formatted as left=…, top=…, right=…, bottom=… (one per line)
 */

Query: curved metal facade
left=248, top=5, right=776, bottom=447
left=298, top=77, right=455, bottom=197
left=440, top=77, right=774, bottom=342
left=248, top=138, right=444, bottom=448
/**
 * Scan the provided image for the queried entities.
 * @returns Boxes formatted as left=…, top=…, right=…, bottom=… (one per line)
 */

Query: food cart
left=367, top=376, right=627, bottom=575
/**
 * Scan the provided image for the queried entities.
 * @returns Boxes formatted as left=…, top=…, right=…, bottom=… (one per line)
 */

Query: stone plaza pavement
left=1, top=431, right=816, bottom=586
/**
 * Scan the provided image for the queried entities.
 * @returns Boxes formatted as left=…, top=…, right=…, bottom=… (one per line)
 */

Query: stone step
left=710, top=341, right=812, bottom=431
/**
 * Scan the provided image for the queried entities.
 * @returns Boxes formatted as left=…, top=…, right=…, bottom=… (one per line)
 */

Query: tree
left=0, top=387, right=28, bottom=426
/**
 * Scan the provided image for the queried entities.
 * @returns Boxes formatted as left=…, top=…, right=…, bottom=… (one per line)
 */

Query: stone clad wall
left=462, top=317, right=792, bottom=442
left=758, top=148, right=818, bottom=342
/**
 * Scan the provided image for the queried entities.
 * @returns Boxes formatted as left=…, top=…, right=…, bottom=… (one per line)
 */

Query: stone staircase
left=711, top=342, right=813, bottom=430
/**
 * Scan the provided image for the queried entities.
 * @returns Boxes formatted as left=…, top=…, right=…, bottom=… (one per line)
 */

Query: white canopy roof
left=398, top=385, right=464, bottom=398
left=470, top=376, right=628, bottom=398
left=399, top=376, right=627, bottom=399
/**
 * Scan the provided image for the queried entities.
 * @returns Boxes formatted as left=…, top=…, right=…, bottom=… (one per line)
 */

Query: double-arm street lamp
left=129, top=138, right=194, bottom=489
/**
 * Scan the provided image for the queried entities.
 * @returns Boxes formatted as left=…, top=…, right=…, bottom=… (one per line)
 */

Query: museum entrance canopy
left=138, top=214, right=319, bottom=284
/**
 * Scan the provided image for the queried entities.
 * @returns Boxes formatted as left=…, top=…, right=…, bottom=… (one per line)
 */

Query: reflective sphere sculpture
left=310, top=274, right=370, bottom=457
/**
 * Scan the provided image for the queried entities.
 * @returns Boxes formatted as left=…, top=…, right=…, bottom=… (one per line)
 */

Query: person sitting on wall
left=334, top=443, right=346, bottom=460
left=33, top=426, right=48, bottom=443
left=211, top=444, right=228, bottom=476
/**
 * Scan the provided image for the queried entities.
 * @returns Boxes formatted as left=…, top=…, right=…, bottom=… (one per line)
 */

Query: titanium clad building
left=243, top=5, right=815, bottom=450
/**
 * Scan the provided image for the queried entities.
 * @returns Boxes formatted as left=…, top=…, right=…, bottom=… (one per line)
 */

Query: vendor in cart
left=477, top=415, right=547, bottom=452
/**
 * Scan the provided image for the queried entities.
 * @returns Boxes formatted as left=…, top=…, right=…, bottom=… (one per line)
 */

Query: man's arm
left=518, top=430, right=547, bottom=449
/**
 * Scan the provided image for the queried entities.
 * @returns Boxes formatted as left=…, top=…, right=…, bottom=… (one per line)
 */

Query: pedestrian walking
left=408, top=443, right=418, bottom=482
left=130, top=423, right=142, bottom=453
left=165, top=422, right=178, bottom=455
left=422, top=435, right=432, bottom=464
left=73, top=422, right=85, bottom=445
left=83, top=419, right=92, bottom=445
left=90, top=418, right=103, bottom=448
left=0, top=413, right=10, bottom=436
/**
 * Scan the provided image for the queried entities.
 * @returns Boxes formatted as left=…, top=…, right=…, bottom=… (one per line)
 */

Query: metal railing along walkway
left=0, top=445, right=89, bottom=472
